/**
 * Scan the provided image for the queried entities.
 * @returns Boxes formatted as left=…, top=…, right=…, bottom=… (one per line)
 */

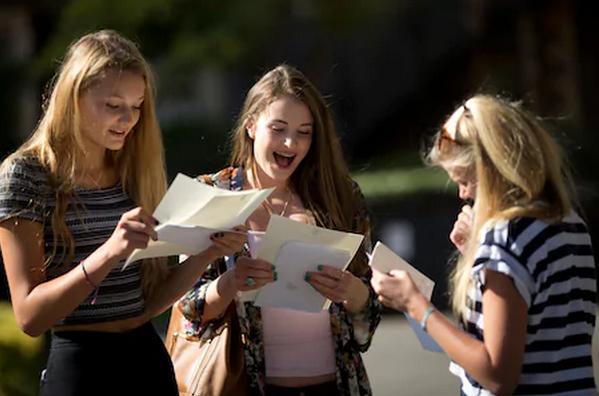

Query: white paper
left=124, top=173, right=273, bottom=267
left=247, top=215, right=364, bottom=309
left=254, top=241, right=350, bottom=312
left=369, top=241, right=442, bottom=353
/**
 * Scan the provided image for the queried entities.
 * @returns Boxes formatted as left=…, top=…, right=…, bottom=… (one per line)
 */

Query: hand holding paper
left=124, top=173, right=273, bottom=267
left=249, top=215, right=364, bottom=312
left=369, top=242, right=442, bottom=353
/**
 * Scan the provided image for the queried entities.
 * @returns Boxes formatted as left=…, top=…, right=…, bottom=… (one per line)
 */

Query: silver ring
left=245, top=277, right=256, bottom=287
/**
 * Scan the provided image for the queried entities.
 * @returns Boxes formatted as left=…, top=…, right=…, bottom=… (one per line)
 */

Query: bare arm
left=143, top=228, right=248, bottom=318
left=0, top=208, right=158, bottom=337
left=372, top=269, right=527, bottom=395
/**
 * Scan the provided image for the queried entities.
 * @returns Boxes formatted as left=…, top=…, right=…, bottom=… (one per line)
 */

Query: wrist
left=221, top=268, right=239, bottom=294
left=193, top=246, right=220, bottom=264
left=407, top=293, right=430, bottom=321
left=96, top=243, right=121, bottom=267
left=419, top=305, right=436, bottom=333
left=344, top=277, right=369, bottom=314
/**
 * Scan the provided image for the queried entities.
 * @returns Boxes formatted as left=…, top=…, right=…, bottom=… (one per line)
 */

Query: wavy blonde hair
left=2, top=30, right=168, bottom=297
left=230, top=65, right=369, bottom=275
left=427, top=95, right=574, bottom=318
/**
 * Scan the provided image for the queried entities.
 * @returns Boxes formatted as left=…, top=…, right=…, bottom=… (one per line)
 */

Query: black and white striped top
left=450, top=212, right=597, bottom=395
left=0, top=156, right=144, bottom=325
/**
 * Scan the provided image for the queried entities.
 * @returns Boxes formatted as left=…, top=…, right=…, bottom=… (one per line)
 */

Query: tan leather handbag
left=165, top=302, right=250, bottom=396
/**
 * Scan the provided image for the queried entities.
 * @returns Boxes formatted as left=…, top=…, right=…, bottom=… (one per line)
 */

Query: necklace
left=87, top=172, right=104, bottom=188
left=261, top=187, right=292, bottom=217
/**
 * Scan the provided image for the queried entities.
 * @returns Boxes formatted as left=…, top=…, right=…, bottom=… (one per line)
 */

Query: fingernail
left=317, top=264, right=323, bottom=271
left=304, top=273, right=311, bottom=282
left=273, top=271, right=278, bottom=281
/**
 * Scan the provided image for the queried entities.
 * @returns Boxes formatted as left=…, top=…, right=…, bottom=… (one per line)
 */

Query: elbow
left=484, top=374, right=520, bottom=396
left=19, top=322, right=45, bottom=338
left=16, top=315, right=46, bottom=338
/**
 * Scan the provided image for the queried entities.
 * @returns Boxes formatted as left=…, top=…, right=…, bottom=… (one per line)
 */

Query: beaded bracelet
left=81, top=261, right=99, bottom=305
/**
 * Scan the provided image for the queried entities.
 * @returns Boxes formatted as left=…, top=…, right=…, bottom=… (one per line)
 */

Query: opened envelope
left=251, top=215, right=364, bottom=311
left=124, top=173, right=273, bottom=268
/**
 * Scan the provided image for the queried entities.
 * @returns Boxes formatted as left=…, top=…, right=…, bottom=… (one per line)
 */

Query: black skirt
left=40, top=321, right=178, bottom=396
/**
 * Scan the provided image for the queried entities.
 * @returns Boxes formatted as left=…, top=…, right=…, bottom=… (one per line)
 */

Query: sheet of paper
left=246, top=215, right=364, bottom=307
left=370, top=241, right=434, bottom=300
left=369, top=241, right=442, bottom=353
left=254, top=241, right=351, bottom=312
left=124, top=173, right=273, bottom=267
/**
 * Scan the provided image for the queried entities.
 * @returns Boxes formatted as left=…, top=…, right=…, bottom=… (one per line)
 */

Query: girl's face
left=247, top=95, right=313, bottom=184
left=447, top=166, right=477, bottom=201
left=78, top=69, right=145, bottom=155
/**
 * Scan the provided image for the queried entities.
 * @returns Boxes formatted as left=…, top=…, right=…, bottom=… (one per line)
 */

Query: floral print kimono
left=178, top=167, right=381, bottom=396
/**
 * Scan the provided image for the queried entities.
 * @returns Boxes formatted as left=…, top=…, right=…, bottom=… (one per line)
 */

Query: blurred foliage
left=33, top=0, right=398, bottom=76
left=0, top=302, right=44, bottom=396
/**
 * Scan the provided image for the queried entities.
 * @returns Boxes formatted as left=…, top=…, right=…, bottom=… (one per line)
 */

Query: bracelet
left=420, top=305, right=435, bottom=333
left=81, top=261, right=99, bottom=305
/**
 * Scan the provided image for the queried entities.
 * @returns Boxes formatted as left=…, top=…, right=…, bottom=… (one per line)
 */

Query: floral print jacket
left=178, top=167, right=382, bottom=396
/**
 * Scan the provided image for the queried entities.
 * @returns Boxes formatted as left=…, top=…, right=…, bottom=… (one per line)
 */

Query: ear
left=245, top=118, right=255, bottom=139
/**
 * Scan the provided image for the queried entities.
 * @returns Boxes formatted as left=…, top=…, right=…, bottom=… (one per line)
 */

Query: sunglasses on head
left=436, top=102, right=471, bottom=151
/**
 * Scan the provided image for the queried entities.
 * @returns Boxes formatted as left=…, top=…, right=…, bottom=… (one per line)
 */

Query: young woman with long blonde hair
left=0, top=30, right=244, bottom=395
left=175, top=64, right=381, bottom=396
left=371, top=95, right=597, bottom=395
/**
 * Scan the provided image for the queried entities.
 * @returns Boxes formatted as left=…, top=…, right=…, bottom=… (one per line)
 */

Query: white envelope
left=254, top=241, right=350, bottom=312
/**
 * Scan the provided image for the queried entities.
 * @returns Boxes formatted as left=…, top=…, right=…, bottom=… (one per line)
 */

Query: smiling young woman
left=0, top=30, right=245, bottom=396
left=173, top=65, right=381, bottom=396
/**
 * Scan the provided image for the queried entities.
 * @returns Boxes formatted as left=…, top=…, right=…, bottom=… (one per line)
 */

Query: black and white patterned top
left=0, top=156, right=144, bottom=325
left=450, top=212, right=597, bottom=395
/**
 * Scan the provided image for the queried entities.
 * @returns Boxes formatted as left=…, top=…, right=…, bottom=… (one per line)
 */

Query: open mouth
left=273, top=151, right=296, bottom=168
left=108, top=129, right=126, bottom=137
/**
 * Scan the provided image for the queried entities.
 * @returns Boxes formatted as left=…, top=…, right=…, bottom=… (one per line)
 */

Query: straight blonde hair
left=427, top=95, right=574, bottom=318
left=1, top=30, right=168, bottom=297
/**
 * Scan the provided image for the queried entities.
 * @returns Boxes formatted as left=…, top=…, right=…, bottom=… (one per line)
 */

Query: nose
left=282, top=133, right=296, bottom=148
left=458, top=185, right=469, bottom=200
left=119, top=107, right=138, bottom=128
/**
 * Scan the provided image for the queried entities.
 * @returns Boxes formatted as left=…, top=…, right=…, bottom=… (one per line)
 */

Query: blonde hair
left=1, top=30, right=168, bottom=297
left=427, top=95, right=574, bottom=318
left=230, top=64, right=369, bottom=274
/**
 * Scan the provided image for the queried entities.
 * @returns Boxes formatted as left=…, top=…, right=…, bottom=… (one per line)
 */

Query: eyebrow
left=272, top=119, right=313, bottom=127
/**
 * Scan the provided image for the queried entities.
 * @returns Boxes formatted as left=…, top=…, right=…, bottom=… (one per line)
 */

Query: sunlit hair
left=426, top=95, right=574, bottom=318
left=1, top=30, right=168, bottom=297
left=230, top=64, right=368, bottom=274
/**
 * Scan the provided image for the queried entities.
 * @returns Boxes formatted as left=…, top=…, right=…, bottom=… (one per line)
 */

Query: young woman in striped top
left=371, top=95, right=597, bottom=395
left=0, top=30, right=245, bottom=395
